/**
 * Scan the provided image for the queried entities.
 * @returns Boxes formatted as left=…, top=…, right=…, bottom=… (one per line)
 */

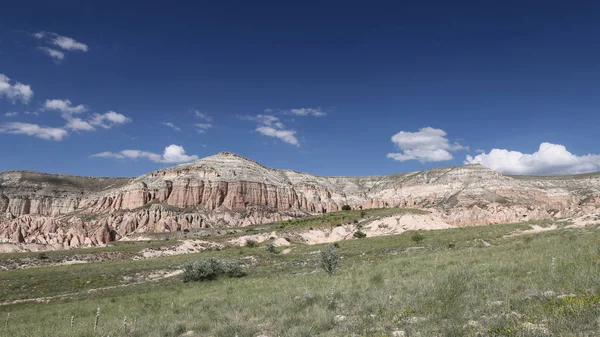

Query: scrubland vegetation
left=0, top=209, right=599, bottom=336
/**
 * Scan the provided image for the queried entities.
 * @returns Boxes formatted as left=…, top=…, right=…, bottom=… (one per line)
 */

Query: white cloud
left=286, top=108, right=326, bottom=117
left=65, top=118, right=95, bottom=131
left=4, top=112, right=18, bottom=117
left=256, top=126, right=299, bottom=146
left=161, top=145, right=199, bottom=163
left=163, top=122, right=181, bottom=131
left=0, top=74, right=34, bottom=104
left=240, top=114, right=300, bottom=146
left=0, top=122, right=67, bottom=141
left=387, top=127, right=466, bottom=162
left=34, top=32, right=88, bottom=51
left=44, top=100, right=130, bottom=131
left=255, top=115, right=285, bottom=129
left=465, top=142, right=600, bottom=175
left=33, top=32, right=88, bottom=60
left=38, top=47, right=65, bottom=61
left=193, top=110, right=212, bottom=121
left=44, top=99, right=86, bottom=116
left=52, top=35, right=89, bottom=52
left=195, top=123, right=213, bottom=134
left=92, top=144, right=199, bottom=164
left=265, top=107, right=327, bottom=117
left=90, top=111, right=132, bottom=128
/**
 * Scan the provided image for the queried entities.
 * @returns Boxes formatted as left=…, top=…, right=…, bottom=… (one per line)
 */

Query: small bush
left=37, top=252, right=49, bottom=260
left=320, top=244, right=340, bottom=276
left=341, top=205, right=351, bottom=211
left=182, top=258, right=246, bottom=282
left=448, top=242, right=456, bottom=249
left=245, top=239, right=258, bottom=248
left=266, top=243, right=279, bottom=254
left=360, top=211, right=366, bottom=218
left=354, top=230, right=367, bottom=239
left=411, top=232, right=424, bottom=244
left=220, top=261, right=246, bottom=278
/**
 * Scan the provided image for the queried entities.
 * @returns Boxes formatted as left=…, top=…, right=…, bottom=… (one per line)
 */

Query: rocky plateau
left=1, top=152, right=599, bottom=249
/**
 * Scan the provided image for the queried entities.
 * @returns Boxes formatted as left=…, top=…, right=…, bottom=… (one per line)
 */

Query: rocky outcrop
left=1, top=152, right=599, bottom=247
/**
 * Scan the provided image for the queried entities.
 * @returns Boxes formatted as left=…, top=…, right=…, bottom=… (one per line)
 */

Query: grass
left=1, top=218, right=599, bottom=336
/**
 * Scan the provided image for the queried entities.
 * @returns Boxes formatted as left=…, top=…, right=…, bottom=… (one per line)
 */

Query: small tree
left=320, top=244, right=340, bottom=275
left=341, top=205, right=351, bottom=211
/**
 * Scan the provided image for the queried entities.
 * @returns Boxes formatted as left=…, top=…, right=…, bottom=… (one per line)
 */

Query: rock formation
left=1, top=152, right=599, bottom=248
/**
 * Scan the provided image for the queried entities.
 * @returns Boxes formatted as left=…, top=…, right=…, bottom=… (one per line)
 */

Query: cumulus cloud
left=0, top=74, right=34, bottom=104
left=65, top=118, right=95, bottom=131
left=256, top=126, right=299, bottom=146
left=90, top=111, right=132, bottom=128
left=4, top=112, right=18, bottom=117
left=387, top=127, right=466, bottom=162
left=256, top=115, right=285, bottom=128
left=286, top=108, right=326, bottom=117
left=38, top=47, right=65, bottom=61
left=92, top=144, right=199, bottom=164
left=465, top=142, right=600, bottom=175
left=240, top=114, right=300, bottom=146
left=52, top=35, right=89, bottom=52
left=44, top=99, right=86, bottom=116
left=0, top=122, right=67, bottom=141
left=163, top=122, right=181, bottom=131
left=44, top=99, right=130, bottom=131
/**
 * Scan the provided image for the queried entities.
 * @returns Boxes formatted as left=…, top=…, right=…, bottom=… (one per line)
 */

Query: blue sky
left=1, top=1, right=599, bottom=177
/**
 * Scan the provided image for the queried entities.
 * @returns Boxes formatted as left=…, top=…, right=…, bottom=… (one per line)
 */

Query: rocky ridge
left=1, top=152, right=599, bottom=248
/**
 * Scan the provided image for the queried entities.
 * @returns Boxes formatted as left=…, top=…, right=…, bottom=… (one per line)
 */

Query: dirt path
left=505, top=224, right=558, bottom=237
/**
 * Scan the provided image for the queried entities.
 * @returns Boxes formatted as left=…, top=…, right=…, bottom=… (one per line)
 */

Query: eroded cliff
left=1, top=152, right=599, bottom=248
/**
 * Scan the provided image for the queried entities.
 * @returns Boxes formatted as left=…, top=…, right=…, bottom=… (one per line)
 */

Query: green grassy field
left=1, top=210, right=599, bottom=336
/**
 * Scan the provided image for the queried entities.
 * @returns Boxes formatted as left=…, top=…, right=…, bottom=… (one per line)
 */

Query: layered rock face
left=1, top=152, right=599, bottom=248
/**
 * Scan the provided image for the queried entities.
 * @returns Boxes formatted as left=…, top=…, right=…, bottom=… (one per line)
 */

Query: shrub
left=448, top=242, right=456, bottom=249
left=266, top=243, right=279, bottom=254
left=341, top=205, right=351, bottom=211
left=411, top=232, right=424, bottom=244
left=182, top=258, right=246, bottom=282
left=245, top=239, right=258, bottom=248
left=360, top=211, right=366, bottom=218
left=182, top=258, right=220, bottom=282
left=37, top=252, right=49, bottom=260
left=354, top=230, right=367, bottom=239
left=320, top=244, right=340, bottom=275
left=219, top=261, right=246, bottom=278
